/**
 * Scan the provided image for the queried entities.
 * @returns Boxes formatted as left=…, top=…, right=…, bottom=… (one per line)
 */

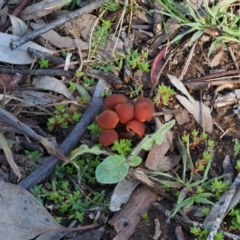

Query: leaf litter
left=0, top=0, right=240, bottom=239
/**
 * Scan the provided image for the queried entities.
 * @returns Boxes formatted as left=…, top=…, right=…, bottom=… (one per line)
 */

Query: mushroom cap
left=103, top=94, right=128, bottom=110
left=115, top=103, right=134, bottom=123
left=99, top=130, right=118, bottom=146
left=126, top=120, right=145, bottom=138
left=96, top=110, right=119, bottom=129
left=135, top=97, right=154, bottom=110
left=134, top=101, right=153, bottom=122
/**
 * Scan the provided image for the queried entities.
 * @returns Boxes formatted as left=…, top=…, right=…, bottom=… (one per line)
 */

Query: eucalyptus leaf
left=95, top=155, right=128, bottom=184
left=68, top=144, right=112, bottom=160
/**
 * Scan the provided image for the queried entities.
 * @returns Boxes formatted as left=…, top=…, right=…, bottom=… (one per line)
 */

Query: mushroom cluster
left=96, top=94, right=154, bottom=146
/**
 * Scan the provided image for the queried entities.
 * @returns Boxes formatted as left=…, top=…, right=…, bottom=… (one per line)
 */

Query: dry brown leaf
left=30, top=22, right=89, bottom=50
left=210, top=50, right=224, bottom=67
left=168, top=74, right=213, bottom=133
left=0, top=181, right=66, bottom=239
left=33, top=76, right=74, bottom=100
left=20, top=0, right=70, bottom=20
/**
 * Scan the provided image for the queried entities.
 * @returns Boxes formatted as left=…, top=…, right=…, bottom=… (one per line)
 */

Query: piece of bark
left=109, top=185, right=157, bottom=240
left=145, top=122, right=173, bottom=171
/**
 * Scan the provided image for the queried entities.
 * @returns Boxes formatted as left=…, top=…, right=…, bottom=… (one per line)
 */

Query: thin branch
left=10, top=0, right=103, bottom=50
left=0, top=68, right=75, bottom=77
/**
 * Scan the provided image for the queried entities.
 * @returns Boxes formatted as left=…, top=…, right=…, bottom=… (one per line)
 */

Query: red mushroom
left=103, top=94, right=128, bottom=110
left=115, top=103, right=134, bottom=123
left=126, top=120, right=145, bottom=138
left=134, top=101, right=153, bottom=122
left=99, top=129, right=118, bottom=146
left=96, top=110, right=119, bottom=129
left=135, top=97, right=154, bottom=110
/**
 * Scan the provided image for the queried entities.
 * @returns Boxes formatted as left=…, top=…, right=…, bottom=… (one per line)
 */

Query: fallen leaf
left=109, top=178, right=140, bottom=212
left=168, top=74, right=213, bottom=133
left=0, top=133, right=21, bottom=180
left=145, top=120, right=173, bottom=171
left=20, top=0, right=71, bottom=20
left=210, top=50, right=224, bottom=67
left=30, top=22, right=89, bottom=50
left=8, top=14, right=27, bottom=36
left=150, top=47, right=166, bottom=85
left=0, top=181, right=66, bottom=239
left=0, top=32, right=52, bottom=64
left=33, top=76, right=74, bottom=100
left=15, top=90, right=59, bottom=105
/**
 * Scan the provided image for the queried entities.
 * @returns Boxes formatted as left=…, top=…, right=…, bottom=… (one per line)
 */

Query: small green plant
left=210, top=179, right=229, bottom=198
left=87, top=122, right=103, bottom=135
left=228, top=208, right=240, bottom=230
left=234, top=139, right=240, bottom=157
left=25, top=150, right=43, bottom=162
left=111, top=139, right=132, bottom=156
left=149, top=132, right=222, bottom=218
left=89, top=19, right=112, bottom=58
left=154, top=84, right=175, bottom=108
left=202, top=206, right=210, bottom=216
left=141, top=212, right=149, bottom=222
left=235, top=160, right=240, bottom=172
left=125, top=49, right=150, bottom=72
left=95, top=63, right=115, bottom=72
left=156, top=0, right=240, bottom=56
left=47, top=105, right=81, bottom=131
left=39, top=58, right=50, bottom=68
left=68, top=81, right=76, bottom=91
left=215, top=232, right=224, bottom=240
left=82, top=77, right=95, bottom=88
left=75, top=71, right=84, bottom=78
left=190, top=226, right=209, bottom=240
left=127, top=86, right=142, bottom=98
left=102, top=0, right=120, bottom=11
left=31, top=179, right=108, bottom=222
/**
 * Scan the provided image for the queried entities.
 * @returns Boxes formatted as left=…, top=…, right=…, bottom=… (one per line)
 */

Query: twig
left=112, top=0, right=128, bottom=53
left=86, top=69, right=123, bottom=89
left=121, top=31, right=134, bottom=83
left=228, top=46, right=239, bottom=69
left=0, top=68, right=75, bottom=77
left=183, top=69, right=240, bottom=83
left=10, top=0, right=103, bottom=50
left=18, top=79, right=105, bottom=190
left=27, top=48, right=65, bottom=66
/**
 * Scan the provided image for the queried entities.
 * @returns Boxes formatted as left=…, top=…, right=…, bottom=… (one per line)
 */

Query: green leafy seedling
left=190, top=226, right=209, bottom=240
left=236, top=160, right=240, bottom=172
left=111, top=139, right=132, bottom=156
left=154, top=84, right=175, bottom=107
left=87, top=122, right=103, bottom=135
left=39, top=58, right=50, bottom=68
left=25, top=150, right=43, bottom=162
left=141, top=212, right=149, bottom=222
left=234, top=139, right=240, bottom=157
